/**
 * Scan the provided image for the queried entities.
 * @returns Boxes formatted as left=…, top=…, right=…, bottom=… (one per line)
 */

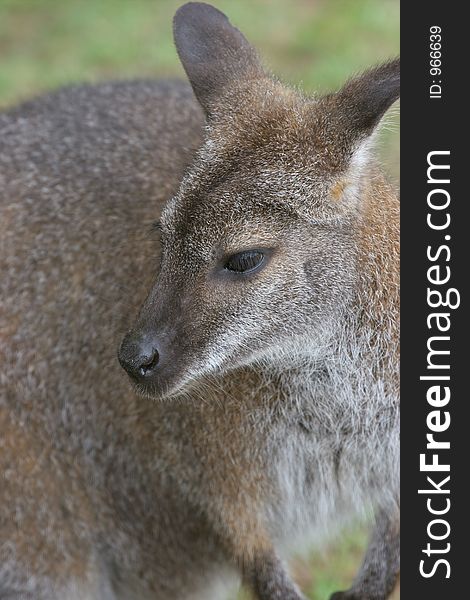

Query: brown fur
left=0, top=3, right=399, bottom=599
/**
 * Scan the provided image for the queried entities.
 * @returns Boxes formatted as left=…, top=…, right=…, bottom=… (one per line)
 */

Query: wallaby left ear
left=334, top=58, right=400, bottom=137
left=173, top=2, right=265, bottom=117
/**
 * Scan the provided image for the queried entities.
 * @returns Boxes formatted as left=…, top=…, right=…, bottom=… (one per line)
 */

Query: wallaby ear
left=333, top=58, right=400, bottom=138
left=173, top=2, right=265, bottom=116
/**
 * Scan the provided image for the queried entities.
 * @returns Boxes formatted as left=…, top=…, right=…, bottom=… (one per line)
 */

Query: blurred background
left=0, top=1, right=399, bottom=598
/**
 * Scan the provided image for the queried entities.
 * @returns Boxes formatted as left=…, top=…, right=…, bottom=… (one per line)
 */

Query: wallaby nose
left=118, top=333, right=160, bottom=380
left=138, top=348, right=160, bottom=375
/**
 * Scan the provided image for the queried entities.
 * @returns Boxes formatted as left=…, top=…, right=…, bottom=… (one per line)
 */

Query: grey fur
left=0, top=3, right=399, bottom=599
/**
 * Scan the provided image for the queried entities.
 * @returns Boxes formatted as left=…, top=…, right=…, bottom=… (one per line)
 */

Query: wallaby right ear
left=333, top=58, right=400, bottom=139
left=173, top=2, right=265, bottom=117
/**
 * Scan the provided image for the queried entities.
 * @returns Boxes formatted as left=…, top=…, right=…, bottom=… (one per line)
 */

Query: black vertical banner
left=401, top=2, right=467, bottom=598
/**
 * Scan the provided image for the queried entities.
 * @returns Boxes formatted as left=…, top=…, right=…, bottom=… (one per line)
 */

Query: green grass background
left=0, top=1, right=399, bottom=598
left=0, top=0, right=399, bottom=177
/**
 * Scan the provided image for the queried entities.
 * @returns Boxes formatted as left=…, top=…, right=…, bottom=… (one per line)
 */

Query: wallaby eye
left=224, top=250, right=265, bottom=273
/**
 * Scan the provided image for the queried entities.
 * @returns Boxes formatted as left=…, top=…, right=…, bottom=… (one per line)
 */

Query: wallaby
left=0, top=3, right=399, bottom=599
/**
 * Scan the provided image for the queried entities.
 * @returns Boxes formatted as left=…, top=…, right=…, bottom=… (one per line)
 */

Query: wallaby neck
left=355, top=166, right=400, bottom=352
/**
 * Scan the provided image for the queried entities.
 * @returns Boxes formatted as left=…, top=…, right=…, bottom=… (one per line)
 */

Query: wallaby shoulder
left=0, top=79, right=204, bottom=206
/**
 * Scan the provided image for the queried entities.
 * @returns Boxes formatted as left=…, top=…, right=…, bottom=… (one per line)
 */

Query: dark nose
left=118, top=332, right=160, bottom=380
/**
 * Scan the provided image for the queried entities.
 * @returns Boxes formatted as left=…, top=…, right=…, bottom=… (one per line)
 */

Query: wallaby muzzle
left=118, top=283, right=196, bottom=397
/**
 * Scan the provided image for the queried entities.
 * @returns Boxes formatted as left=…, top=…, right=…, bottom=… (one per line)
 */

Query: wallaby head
left=118, top=2, right=399, bottom=399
